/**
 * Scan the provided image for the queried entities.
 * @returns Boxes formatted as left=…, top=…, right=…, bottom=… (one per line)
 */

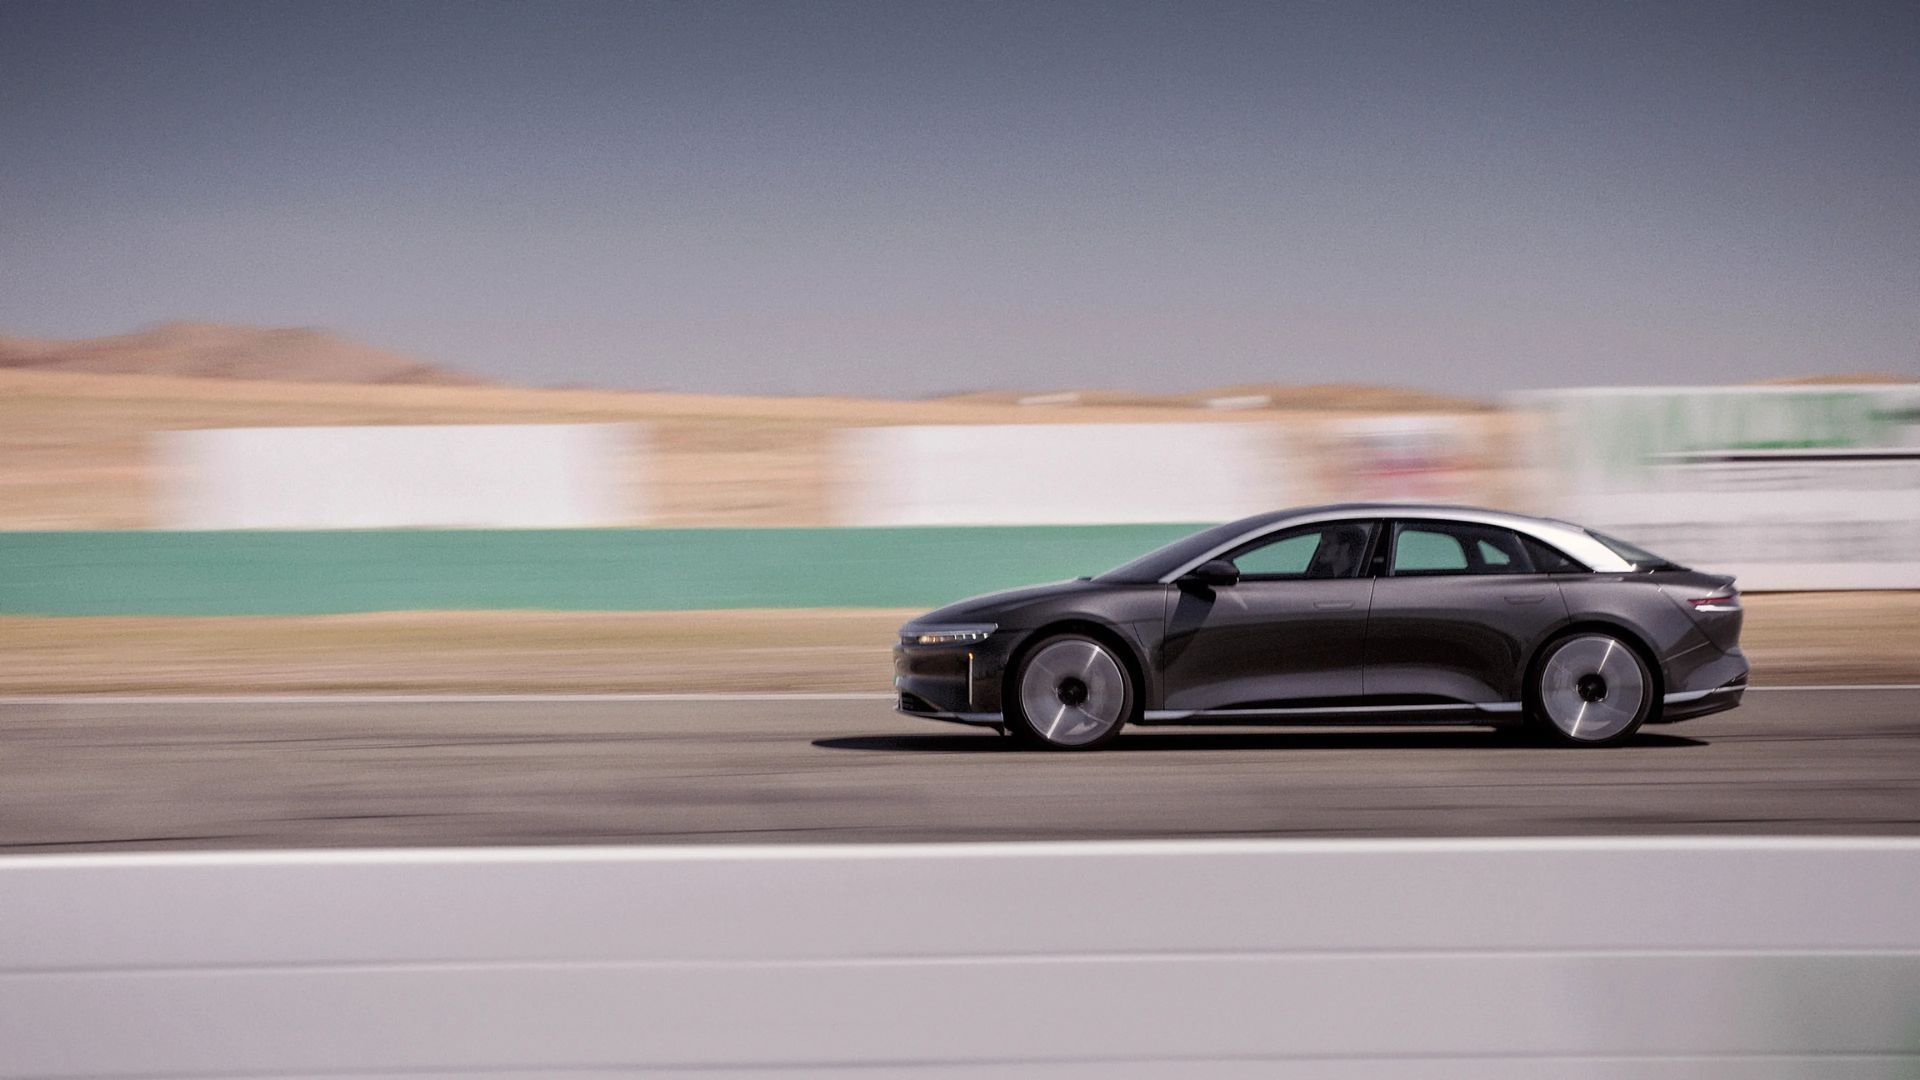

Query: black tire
left=1006, top=633, right=1134, bottom=751
left=1527, top=631, right=1655, bottom=747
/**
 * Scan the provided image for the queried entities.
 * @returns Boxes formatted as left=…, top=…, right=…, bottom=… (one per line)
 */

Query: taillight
left=1688, top=594, right=1740, bottom=613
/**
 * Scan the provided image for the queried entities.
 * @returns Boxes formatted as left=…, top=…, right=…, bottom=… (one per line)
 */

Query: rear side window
left=1391, top=521, right=1538, bottom=576
left=1523, top=537, right=1587, bottom=573
left=1395, top=528, right=1470, bottom=572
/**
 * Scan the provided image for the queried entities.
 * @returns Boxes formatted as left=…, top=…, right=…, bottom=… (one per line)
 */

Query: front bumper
left=894, top=696, right=1003, bottom=726
left=893, top=636, right=1015, bottom=726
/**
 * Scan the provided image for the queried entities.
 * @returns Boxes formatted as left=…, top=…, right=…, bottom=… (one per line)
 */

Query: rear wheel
left=1008, top=634, right=1133, bottom=751
left=1530, top=632, right=1654, bottom=747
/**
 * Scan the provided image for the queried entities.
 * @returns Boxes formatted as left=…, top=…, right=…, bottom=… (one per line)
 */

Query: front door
left=1157, top=520, right=1378, bottom=712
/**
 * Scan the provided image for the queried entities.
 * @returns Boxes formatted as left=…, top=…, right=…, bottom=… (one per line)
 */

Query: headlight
left=903, top=624, right=997, bottom=646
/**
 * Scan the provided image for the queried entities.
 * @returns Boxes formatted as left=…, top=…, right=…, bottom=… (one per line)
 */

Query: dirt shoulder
left=0, top=609, right=911, bottom=695
left=1, top=593, right=1912, bottom=696
left=1732, top=592, right=1920, bottom=685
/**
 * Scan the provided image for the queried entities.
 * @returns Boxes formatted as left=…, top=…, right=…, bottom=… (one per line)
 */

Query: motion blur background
left=1, top=0, right=1915, bottom=691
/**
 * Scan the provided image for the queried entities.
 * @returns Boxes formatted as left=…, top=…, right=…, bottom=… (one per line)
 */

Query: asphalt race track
left=1, top=688, right=1916, bottom=851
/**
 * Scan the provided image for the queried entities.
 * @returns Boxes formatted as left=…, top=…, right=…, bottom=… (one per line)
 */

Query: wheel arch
left=1525, top=619, right=1666, bottom=720
left=1003, top=618, right=1152, bottom=721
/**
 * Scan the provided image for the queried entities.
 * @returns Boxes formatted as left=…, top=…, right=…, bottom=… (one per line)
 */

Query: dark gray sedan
left=894, top=504, right=1748, bottom=749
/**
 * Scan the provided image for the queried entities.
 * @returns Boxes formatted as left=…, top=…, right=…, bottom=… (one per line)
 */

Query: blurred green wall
left=0, top=526, right=1208, bottom=615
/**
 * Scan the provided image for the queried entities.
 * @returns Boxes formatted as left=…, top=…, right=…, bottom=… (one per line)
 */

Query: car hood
left=903, top=579, right=1103, bottom=630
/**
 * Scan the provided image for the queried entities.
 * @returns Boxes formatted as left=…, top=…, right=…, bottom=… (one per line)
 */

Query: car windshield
left=1095, top=518, right=1265, bottom=583
left=1586, top=529, right=1686, bottom=571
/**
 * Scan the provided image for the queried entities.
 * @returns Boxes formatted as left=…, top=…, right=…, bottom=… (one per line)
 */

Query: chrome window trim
left=1156, top=506, right=1632, bottom=583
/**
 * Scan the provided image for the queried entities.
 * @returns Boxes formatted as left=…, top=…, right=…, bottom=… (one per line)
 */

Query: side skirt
left=1139, top=702, right=1525, bottom=726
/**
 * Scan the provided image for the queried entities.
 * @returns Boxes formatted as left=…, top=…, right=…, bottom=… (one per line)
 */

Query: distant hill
left=0, top=322, right=482, bottom=386
left=1756, top=373, right=1916, bottom=385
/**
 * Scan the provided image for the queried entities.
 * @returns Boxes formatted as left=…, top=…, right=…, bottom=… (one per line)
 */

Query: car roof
left=1234, top=501, right=1568, bottom=526
left=1151, top=503, right=1634, bottom=580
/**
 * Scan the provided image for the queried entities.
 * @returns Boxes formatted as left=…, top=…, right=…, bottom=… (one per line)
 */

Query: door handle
left=1504, top=595, right=1545, bottom=605
left=1314, top=600, right=1355, bottom=610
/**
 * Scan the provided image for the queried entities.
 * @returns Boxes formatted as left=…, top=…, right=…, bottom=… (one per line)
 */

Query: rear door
left=1158, top=519, right=1378, bottom=712
left=1363, top=519, right=1570, bottom=705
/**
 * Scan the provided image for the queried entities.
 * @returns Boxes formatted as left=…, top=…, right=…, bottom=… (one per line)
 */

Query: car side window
left=1523, top=536, right=1586, bottom=573
left=1229, top=521, right=1375, bottom=580
left=1391, top=522, right=1538, bottom=576
left=1394, top=528, right=1470, bottom=573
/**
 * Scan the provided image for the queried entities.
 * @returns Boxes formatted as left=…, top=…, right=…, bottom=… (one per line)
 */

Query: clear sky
left=2, top=0, right=1914, bottom=396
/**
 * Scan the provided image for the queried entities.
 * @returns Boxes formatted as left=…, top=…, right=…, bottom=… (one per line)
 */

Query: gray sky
left=2, top=0, right=1915, bottom=396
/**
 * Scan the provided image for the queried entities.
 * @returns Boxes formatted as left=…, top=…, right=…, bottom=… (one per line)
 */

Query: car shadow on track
left=813, top=731, right=1710, bottom=753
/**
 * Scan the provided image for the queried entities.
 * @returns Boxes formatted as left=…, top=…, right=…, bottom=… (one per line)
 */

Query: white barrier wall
left=1519, top=386, right=1920, bottom=589
left=836, top=423, right=1291, bottom=525
left=2, top=838, right=1917, bottom=1078
left=158, top=423, right=643, bottom=529
left=1321, top=413, right=1485, bottom=503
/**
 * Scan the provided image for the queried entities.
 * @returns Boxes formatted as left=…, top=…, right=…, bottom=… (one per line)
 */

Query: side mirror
left=1179, top=559, right=1240, bottom=588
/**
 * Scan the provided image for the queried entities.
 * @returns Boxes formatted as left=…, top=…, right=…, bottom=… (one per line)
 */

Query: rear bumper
left=1657, top=681, right=1746, bottom=722
left=1652, top=644, right=1749, bottom=723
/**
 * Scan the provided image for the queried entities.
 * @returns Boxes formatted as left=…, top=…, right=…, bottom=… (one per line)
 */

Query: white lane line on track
left=0, top=692, right=900, bottom=705
left=6, top=834, right=1919, bottom=870
left=1746, top=684, right=1920, bottom=692
left=0, top=686, right=1916, bottom=706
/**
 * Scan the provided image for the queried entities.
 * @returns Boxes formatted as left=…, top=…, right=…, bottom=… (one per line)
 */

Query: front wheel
left=1008, top=634, right=1134, bottom=751
left=1530, top=632, right=1655, bottom=747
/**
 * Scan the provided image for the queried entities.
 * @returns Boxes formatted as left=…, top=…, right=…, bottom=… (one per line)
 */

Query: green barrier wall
left=0, top=526, right=1212, bottom=615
